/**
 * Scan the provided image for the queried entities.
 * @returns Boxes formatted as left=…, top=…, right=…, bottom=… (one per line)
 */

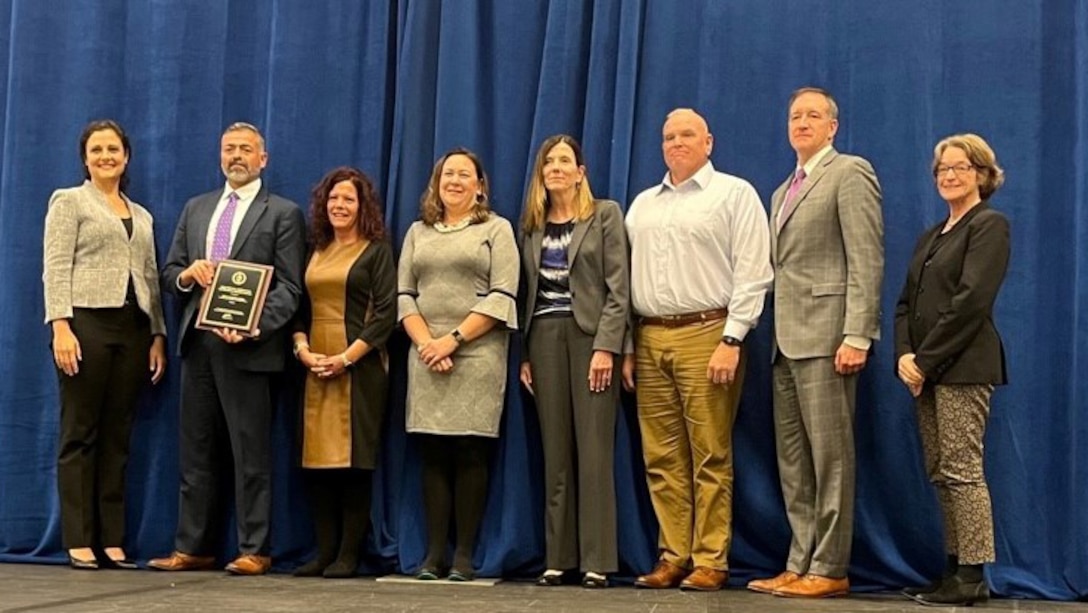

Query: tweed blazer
left=518, top=199, right=630, bottom=356
left=894, top=203, right=1009, bottom=384
left=42, top=181, right=166, bottom=335
left=770, top=149, right=883, bottom=359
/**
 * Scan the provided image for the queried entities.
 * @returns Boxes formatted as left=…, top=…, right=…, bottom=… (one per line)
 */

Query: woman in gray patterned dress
left=397, top=148, right=519, bottom=581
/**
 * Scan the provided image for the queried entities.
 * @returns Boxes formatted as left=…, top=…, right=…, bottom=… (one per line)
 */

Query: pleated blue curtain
left=1, top=0, right=1086, bottom=600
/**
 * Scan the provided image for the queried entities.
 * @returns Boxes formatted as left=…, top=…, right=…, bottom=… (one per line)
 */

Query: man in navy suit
left=151, top=122, right=306, bottom=575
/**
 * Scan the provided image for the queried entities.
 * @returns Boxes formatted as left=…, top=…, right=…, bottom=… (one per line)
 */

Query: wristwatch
left=451, top=328, right=466, bottom=344
left=721, top=335, right=743, bottom=347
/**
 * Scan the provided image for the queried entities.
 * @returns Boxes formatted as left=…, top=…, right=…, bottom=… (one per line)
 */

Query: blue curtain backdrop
left=1, top=0, right=1085, bottom=600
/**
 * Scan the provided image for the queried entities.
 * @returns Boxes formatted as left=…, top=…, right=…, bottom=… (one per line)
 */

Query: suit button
left=924, top=259, right=932, bottom=267
left=917, top=287, right=925, bottom=294
left=914, top=313, right=921, bottom=320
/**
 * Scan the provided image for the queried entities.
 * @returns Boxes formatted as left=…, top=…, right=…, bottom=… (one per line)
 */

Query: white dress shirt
left=626, top=161, right=773, bottom=340
left=205, top=178, right=262, bottom=257
left=177, top=178, right=262, bottom=292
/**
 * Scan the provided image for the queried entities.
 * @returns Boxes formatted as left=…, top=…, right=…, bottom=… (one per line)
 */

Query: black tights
left=417, top=434, right=492, bottom=572
left=296, top=468, right=372, bottom=577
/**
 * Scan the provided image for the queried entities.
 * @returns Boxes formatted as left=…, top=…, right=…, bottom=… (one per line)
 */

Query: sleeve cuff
left=843, top=335, right=872, bottom=351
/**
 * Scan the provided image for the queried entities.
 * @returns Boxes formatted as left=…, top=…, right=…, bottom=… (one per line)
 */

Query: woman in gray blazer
left=42, top=120, right=167, bottom=569
left=895, top=134, right=1009, bottom=606
left=518, top=135, right=629, bottom=588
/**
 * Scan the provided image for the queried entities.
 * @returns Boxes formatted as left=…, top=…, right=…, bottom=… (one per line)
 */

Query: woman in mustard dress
left=291, top=167, right=396, bottom=578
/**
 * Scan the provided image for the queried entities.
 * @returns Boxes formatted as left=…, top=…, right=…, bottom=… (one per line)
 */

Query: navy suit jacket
left=161, top=182, right=306, bottom=372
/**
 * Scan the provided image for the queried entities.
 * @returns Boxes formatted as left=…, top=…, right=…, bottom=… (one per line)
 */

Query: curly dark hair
left=308, top=166, right=387, bottom=249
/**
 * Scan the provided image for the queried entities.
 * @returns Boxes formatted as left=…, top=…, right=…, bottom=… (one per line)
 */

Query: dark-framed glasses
left=934, top=163, right=975, bottom=177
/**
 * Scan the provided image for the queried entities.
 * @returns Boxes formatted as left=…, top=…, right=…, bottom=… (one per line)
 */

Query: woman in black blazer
left=291, top=167, right=396, bottom=578
left=518, top=135, right=629, bottom=588
left=42, top=120, right=167, bottom=569
left=895, top=133, right=1010, bottom=606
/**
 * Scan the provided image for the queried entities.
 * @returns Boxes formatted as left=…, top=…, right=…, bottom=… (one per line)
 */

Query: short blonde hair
left=932, top=133, right=1005, bottom=199
left=521, top=135, right=595, bottom=233
left=419, top=148, right=492, bottom=226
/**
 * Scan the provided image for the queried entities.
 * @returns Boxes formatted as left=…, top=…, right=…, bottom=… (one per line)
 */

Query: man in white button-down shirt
left=623, top=108, right=772, bottom=591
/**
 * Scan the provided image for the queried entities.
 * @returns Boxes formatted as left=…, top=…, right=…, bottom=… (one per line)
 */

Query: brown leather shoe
left=147, top=551, right=216, bottom=572
left=225, top=554, right=272, bottom=576
left=634, top=560, right=688, bottom=589
left=679, top=566, right=728, bottom=591
left=772, top=574, right=849, bottom=598
left=748, top=570, right=801, bottom=594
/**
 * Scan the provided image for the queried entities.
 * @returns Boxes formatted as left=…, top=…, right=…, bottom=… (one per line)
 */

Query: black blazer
left=161, top=183, right=307, bottom=372
left=894, top=203, right=1009, bottom=384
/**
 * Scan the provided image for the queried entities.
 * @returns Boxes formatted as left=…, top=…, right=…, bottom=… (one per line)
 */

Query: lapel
left=231, top=184, right=269, bottom=258
left=190, top=192, right=220, bottom=259
left=566, top=212, right=592, bottom=267
left=922, top=202, right=988, bottom=261
left=529, top=227, right=544, bottom=271
left=777, top=148, right=839, bottom=232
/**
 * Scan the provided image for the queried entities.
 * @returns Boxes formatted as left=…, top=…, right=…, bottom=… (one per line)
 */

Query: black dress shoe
left=901, top=578, right=943, bottom=598
left=69, top=556, right=99, bottom=570
left=103, top=557, right=138, bottom=570
left=448, top=568, right=475, bottom=582
left=536, top=572, right=563, bottom=586
left=909, top=575, right=989, bottom=606
left=582, top=572, right=608, bottom=588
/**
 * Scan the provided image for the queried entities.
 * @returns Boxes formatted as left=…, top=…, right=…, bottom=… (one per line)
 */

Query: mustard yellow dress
left=300, top=239, right=397, bottom=469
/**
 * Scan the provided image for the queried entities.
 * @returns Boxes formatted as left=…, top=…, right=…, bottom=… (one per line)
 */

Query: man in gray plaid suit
left=748, top=87, right=884, bottom=599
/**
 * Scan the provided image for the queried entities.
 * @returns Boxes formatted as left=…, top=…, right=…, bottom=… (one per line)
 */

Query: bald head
left=662, top=108, right=713, bottom=184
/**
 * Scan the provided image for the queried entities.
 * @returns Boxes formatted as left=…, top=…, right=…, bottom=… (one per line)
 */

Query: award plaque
left=195, top=260, right=274, bottom=337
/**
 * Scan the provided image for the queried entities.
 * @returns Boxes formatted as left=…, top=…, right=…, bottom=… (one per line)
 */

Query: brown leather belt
left=638, top=308, right=728, bottom=328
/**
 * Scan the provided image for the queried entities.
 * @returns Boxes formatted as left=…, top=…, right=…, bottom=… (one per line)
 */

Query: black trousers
left=175, top=332, right=273, bottom=556
left=57, top=304, right=150, bottom=549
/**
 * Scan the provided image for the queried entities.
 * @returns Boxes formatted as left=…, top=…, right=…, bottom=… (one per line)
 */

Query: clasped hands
left=417, top=334, right=458, bottom=373
left=298, top=348, right=349, bottom=379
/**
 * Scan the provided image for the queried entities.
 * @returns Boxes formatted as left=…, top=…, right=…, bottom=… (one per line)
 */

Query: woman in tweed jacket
left=42, top=120, right=166, bottom=569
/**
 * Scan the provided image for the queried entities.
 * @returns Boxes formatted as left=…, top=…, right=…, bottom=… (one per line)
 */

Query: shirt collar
left=797, top=145, right=834, bottom=176
left=222, top=177, right=263, bottom=203
left=659, top=160, right=715, bottom=193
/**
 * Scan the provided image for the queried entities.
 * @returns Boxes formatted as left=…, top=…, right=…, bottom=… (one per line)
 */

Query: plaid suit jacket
left=770, top=149, right=884, bottom=359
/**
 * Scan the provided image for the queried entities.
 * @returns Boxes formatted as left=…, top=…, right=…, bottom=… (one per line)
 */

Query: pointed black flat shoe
left=581, top=572, right=609, bottom=588
left=69, top=556, right=99, bottom=570
left=536, top=572, right=563, bottom=586
left=103, top=557, right=138, bottom=570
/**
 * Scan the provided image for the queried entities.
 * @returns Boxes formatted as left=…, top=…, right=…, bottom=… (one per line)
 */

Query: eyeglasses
left=934, top=163, right=975, bottom=177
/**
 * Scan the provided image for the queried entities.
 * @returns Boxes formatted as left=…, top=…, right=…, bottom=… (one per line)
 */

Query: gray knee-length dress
left=397, top=214, right=519, bottom=437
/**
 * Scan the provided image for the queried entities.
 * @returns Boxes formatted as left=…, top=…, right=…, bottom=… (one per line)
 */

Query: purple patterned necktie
left=777, top=168, right=806, bottom=231
left=209, top=192, right=239, bottom=262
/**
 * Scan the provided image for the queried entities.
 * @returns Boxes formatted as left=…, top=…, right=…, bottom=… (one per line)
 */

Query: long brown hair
left=308, top=166, right=386, bottom=250
left=419, top=148, right=492, bottom=226
left=521, top=134, right=595, bottom=233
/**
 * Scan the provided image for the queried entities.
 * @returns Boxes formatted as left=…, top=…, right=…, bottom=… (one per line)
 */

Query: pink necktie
left=777, top=169, right=806, bottom=231
left=209, top=192, right=239, bottom=262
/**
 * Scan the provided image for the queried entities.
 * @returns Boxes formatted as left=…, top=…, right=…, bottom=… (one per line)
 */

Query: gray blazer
left=519, top=199, right=630, bottom=355
left=42, top=181, right=166, bottom=335
left=770, top=149, right=883, bottom=359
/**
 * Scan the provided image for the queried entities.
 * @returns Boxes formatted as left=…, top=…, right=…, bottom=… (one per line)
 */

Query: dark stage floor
left=0, top=563, right=1083, bottom=612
